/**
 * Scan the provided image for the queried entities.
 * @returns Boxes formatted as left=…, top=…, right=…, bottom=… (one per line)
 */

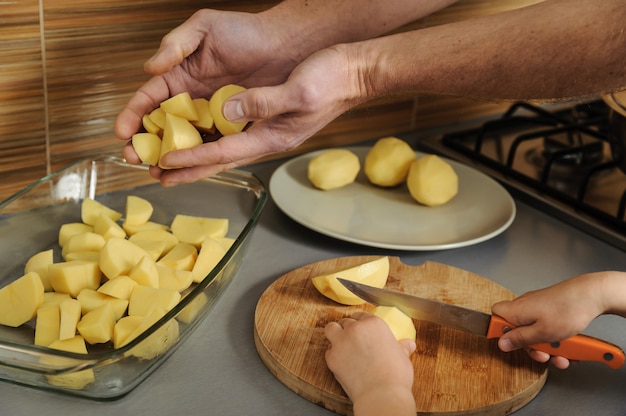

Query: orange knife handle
left=486, top=315, right=625, bottom=370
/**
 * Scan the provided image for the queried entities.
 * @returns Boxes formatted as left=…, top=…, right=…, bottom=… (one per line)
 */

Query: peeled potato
left=364, top=137, right=416, bottom=187
left=406, top=154, right=458, bottom=206
left=307, top=149, right=361, bottom=190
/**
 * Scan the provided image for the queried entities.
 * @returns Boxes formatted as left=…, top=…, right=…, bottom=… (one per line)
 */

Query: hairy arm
left=353, top=0, right=626, bottom=102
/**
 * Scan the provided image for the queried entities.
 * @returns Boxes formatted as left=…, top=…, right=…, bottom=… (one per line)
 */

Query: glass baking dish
left=0, top=156, right=266, bottom=399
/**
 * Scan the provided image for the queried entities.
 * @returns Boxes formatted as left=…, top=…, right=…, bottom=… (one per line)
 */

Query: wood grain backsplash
left=0, top=0, right=538, bottom=202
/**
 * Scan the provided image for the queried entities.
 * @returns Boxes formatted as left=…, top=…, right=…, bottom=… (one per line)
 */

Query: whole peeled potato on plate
left=407, top=154, right=458, bottom=206
left=307, top=149, right=360, bottom=190
left=364, top=137, right=416, bottom=187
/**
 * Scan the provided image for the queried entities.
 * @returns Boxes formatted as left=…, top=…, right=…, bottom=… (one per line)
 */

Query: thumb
left=222, top=85, right=301, bottom=123
left=398, top=339, right=417, bottom=356
left=497, top=325, right=544, bottom=353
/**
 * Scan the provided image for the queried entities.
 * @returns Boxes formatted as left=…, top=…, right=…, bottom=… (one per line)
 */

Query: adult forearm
left=260, top=0, right=458, bottom=63
left=356, top=0, right=626, bottom=101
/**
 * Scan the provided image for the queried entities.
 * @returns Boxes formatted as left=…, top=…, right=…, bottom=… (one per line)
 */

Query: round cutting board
left=254, top=256, right=548, bottom=415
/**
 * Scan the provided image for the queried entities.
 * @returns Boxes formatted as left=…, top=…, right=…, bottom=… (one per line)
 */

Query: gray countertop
left=3, top=158, right=626, bottom=416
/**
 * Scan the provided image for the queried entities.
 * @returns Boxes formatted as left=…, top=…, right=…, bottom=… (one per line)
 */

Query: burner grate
left=440, top=100, right=626, bottom=236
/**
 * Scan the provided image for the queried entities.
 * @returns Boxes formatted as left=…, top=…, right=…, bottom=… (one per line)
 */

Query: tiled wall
left=0, top=0, right=537, bottom=201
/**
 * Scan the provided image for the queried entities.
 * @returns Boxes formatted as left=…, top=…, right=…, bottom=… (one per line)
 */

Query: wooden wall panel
left=0, top=0, right=47, bottom=198
left=0, top=0, right=538, bottom=202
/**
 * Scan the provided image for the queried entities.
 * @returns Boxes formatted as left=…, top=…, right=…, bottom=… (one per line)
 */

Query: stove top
left=405, top=100, right=626, bottom=251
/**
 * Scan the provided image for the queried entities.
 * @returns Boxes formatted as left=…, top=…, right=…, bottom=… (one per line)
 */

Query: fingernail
left=409, top=340, right=417, bottom=353
left=499, top=338, right=513, bottom=352
left=223, top=100, right=244, bottom=122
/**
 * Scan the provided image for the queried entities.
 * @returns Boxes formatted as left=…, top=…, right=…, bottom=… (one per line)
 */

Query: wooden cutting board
left=254, top=256, right=548, bottom=415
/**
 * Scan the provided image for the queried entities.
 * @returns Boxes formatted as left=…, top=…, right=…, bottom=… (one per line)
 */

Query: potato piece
left=311, top=257, right=389, bottom=305
left=61, top=232, right=105, bottom=259
left=170, top=214, right=228, bottom=247
left=113, top=315, right=143, bottom=348
left=124, top=195, right=153, bottom=226
left=92, top=214, right=126, bottom=241
left=77, top=304, right=115, bottom=344
left=97, top=275, right=138, bottom=300
left=128, top=285, right=181, bottom=317
left=99, top=237, right=151, bottom=280
left=156, top=243, right=197, bottom=271
left=307, top=149, right=361, bottom=190
left=364, top=137, right=416, bottom=187
left=24, top=249, right=54, bottom=291
left=59, top=299, right=82, bottom=341
left=177, top=293, right=208, bottom=324
left=191, top=98, right=215, bottom=133
left=209, top=84, right=247, bottom=135
left=407, top=154, right=458, bottom=206
left=148, top=107, right=166, bottom=129
left=76, top=289, right=128, bottom=321
left=156, top=265, right=194, bottom=292
left=124, top=309, right=180, bottom=360
left=48, top=261, right=101, bottom=298
left=0, top=272, right=45, bottom=327
left=213, top=236, right=235, bottom=251
left=372, top=305, right=416, bottom=341
left=122, top=220, right=169, bottom=236
left=58, top=222, right=93, bottom=247
left=160, top=92, right=198, bottom=121
left=34, top=303, right=60, bottom=346
left=44, top=336, right=94, bottom=389
left=81, top=198, right=122, bottom=226
left=141, top=114, right=162, bottom=136
left=158, top=113, right=203, bottom=169
left=191, top=238, right=227, bottom=283
left=129, top=229, right=179, bottom=255
left=132, top=132, right=162, bottom=166
left=128, top=256, right=160, bottom=288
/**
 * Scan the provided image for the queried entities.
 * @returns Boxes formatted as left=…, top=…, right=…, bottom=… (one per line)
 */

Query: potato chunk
left=372, top=305, right=416, bottom=341
left=48, top=261, right=101, bottom=298
left=76, top=304, right=115, bottom=344
left=170, top=214, right=228, bottom=247
left=81, top=198, right=122, bottom=226
left=307, top=149, right=360, bottom=190
left=99, top=237, right=150, bottom=280
left=0, top=272, right=45, bottom=327
left=124, top=195, right=154, bottom=226
left=24, top=249, right=54, bottom=292
left=406, top=155, right=458, bottom=206
left=159, top=91, right=198, bottom=121
left=159, top=113, right=203, bottom=169
left=34, top=303, right=60, bottom=346
left=132, top=132, right=162, bottom=166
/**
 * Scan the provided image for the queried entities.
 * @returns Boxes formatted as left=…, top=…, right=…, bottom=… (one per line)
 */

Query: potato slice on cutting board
left=311, top=256, right=389, bottom=305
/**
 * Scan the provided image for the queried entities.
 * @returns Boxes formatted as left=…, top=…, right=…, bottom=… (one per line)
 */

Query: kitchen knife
left=337, top=278, right=625, bottom=369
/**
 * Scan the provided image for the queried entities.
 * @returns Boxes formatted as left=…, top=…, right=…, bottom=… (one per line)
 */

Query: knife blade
left=337, top=278, right=625, bottom=369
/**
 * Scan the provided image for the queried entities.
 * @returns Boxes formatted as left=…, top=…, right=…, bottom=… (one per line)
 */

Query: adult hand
left=114, top=8, right=301, bottom=163
left=143, top=44, right=368, bottom=186
left=492, top=273, right=607, bottom=369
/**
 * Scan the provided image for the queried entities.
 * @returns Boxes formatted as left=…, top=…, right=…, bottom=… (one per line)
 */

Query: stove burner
left=427, top=100, right=626, bottom=249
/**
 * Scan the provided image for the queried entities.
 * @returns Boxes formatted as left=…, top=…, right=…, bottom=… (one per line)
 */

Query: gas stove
left=406, top=99, right=626, bottom=251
